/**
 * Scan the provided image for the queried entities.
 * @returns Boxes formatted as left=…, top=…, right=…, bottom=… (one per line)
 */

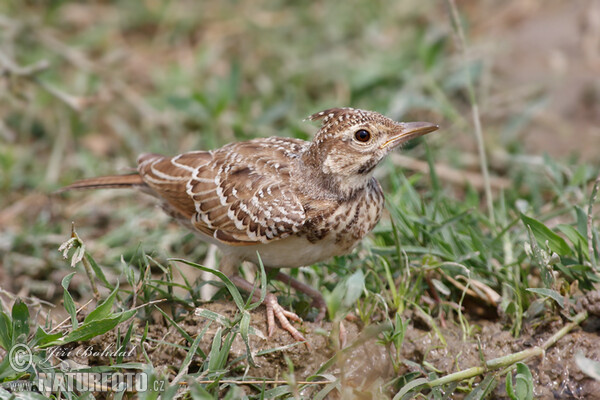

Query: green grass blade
left=171, top=258, right=246, bottom=311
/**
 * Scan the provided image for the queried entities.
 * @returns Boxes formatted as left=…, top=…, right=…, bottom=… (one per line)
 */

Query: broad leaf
left=61, top=272, right=78, bottom=330
left=42, top=310, right=135, bottom=347
left=84, top=282, right=120, bottom=323
left=11, top=299, right=30, bottom=344
left=526, top=288, right=565, bottom=308
left=521, top=214, right=570, bottom=256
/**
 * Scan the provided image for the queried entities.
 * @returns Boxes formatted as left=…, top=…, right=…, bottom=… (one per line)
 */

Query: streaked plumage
left=64, top=107, right=438, bottom=342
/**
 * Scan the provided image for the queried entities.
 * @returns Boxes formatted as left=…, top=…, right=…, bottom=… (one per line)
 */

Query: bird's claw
left=265, top=293, right=306, bottom=343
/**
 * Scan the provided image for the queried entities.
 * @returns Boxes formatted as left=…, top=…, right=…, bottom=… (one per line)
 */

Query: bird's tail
left=59, top=174, right=145, bottom=192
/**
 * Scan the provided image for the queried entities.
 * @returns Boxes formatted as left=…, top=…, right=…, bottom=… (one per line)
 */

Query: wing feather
left=138, top=138, right=308, bottom=246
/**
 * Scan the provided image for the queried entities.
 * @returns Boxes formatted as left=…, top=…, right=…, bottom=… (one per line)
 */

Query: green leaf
left=177, top=330, right=203, bottom=377
left=116, top=321, right=135, bottom=364
left=431, top=278, right=450, bottom=296
left=393, top=313, right=408, bottom=350
left=61, top=272, right=78, bottom=330
left=0, top=356, right=16, bottom=380
left=313, top=376, right=340, bottom=400
left=575, top=351, right=600, bottom=381
left=506, top=371, right=516, bottom=400
left=156, top=305, right=210, bottom=361
left=11, top=299, right=30, bottom=344
left=507, top=363, right=534, bottom=400
left=239, top=311, right=256, bottom=367
left=215, top=333, right=235, bottom=372
left=392, top=377, right=428, bottom=400
left=247, top=252, right=267, bottom=311
left=514, top=363, right=534, bottom=400
left=526, top=288, right=565, bottom=308
left=344, top=270, right=365, bottom=308
left=575, top=206, right=588, bottom=238
left=32, top=327, right=63, bottom=347
left=0, top=311, right=12, bottom=349
left=85, top=253, right=112, bottom=289
left=60, top=316, right=122, bottom=344
left=326, top=269, right=366, bottom=320
left=525, top=226, right=554, bottom=287
left=557, top=224, right=589, bottom=258
left=223, top=386, right=244, bottom=400
left=325, top=284, right=343, bottom=320
left=521, top=214, right=571, bottom=256
left=155, top=306, right=197, bottom=348
left=44, top=310, right=135, bottom=346
left=190, top=383, right=215, bottom=399
left=194, top=308, right=233, bottom=328
left=262, top=385, right=293, bottom=398
left=571, top=164, right=588, bottom=186
left=465, top=374, right=497, bottom=400
left=118, top=309, right=136, bottom=324
left=207, top=328, right=223, bottom=372
left=84, top=282, right=119, bottom=323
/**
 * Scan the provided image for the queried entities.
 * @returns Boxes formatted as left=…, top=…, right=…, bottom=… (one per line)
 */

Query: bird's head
left=303, top=108, right=438, bottom=196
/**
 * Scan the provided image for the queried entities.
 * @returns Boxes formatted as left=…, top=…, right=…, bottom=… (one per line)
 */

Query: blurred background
left=1, top=0, right=599, bottom=303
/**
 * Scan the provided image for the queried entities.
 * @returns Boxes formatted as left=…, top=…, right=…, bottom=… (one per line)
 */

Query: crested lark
left=64, top=107, right=438, bottom=342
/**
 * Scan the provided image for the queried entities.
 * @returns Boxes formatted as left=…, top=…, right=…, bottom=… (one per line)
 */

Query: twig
left=49, top=299, right=94, bottom=333
left=0, top=49, right=86, bottom=111
left=180, top=379, right=336, bottom=386
left=34, top=78, right=87, bottom=112
left=389, top=154, right=510, bottom=191
left=0, top=50, right=49, bottom=76
left=81, top=255, right=100, bottom=301
left=0, top=288, right=56, bottom=309
left=48, top=298, right=164, bottom=335
left=37, top=33, right=98, bottom=73
left=424, top=311, right=588, bottom=388
left=39, top=31, right=172, bottom=126
left=128, top=298, right=167, bottom=312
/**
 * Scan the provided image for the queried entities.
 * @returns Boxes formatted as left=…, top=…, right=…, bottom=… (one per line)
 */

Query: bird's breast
left=302, top=178, right=385, bottom=251
left=222, top=180, right=384, bottom=268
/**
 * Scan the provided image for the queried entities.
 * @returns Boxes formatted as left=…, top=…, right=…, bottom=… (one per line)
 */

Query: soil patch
left=49, top=292, right=600, bottom=399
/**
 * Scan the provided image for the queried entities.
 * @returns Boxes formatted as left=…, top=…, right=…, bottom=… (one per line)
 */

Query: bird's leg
left=229, top=275, right=306, bottom=342
left=270, top=271, right=327, bottom=323
left=219, top=255, right=306, bottom=342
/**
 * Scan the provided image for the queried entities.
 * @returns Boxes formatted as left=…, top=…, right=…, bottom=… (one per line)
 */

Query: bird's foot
left=264, top=293, right=306, bottom=343
left=272, top=271, right=327, bottom=323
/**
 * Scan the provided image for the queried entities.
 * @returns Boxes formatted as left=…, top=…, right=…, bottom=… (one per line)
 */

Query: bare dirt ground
left=51, top=288, right=599, bottom=399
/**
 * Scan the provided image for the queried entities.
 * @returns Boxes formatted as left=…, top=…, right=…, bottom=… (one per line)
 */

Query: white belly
left=221, top=235, right=353, bottom=268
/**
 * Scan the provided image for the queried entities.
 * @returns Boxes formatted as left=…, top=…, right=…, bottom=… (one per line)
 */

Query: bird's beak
left=380, top=122, right=439, bottom=150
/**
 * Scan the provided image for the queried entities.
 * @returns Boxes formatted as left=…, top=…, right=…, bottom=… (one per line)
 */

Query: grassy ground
left=1, top=1, right=600, bottom=399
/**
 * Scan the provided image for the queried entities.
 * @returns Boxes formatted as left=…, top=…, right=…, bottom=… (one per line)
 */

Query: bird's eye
left=354, top=129, right=371, bottom=143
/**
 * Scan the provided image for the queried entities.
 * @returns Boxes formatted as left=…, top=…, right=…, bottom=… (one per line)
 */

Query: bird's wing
left=137, top=138, right=307, bottom=246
